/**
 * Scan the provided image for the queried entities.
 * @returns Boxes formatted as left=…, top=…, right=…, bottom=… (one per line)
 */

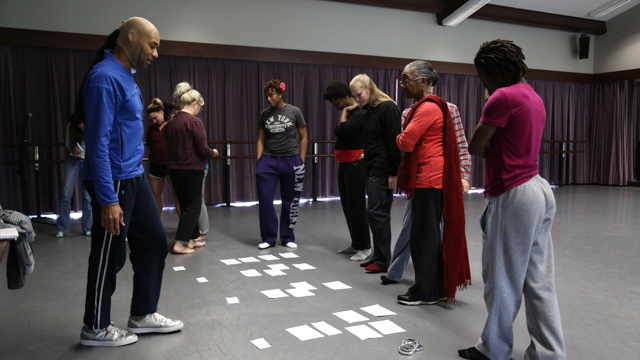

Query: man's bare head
left=116, top=17, right=160, bottom=69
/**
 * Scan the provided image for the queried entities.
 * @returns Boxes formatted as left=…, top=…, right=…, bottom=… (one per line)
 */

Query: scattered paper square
left=260, top=289, right=289, bottom=299
left=345, top=325, right=383, bottom=340
left=368, top=319, right=406, bottom=335
left=290, top=281, right=317, bottom=290
left=285, top=288, right=315, bottom=297
left=226, top=297, right=240, bottom=304
left=251, top=338, right=271, bottom=349
left=173, top=266, right=186, bottom=271
left=333, top=310, right=369, bottom=323
left=196, top=277, right=209, bottom=283
left=311, top=321, right=342, bottom=336
left=279, top=253, right=299, bottom=259
left=322, top=281, right=352, bottom=290
left=360, top=304, right=397, bottom=317
left=220, top=259, right=241, bottom=265
left=240, top=269, right=262, bottom=277
left=258, top=254, right=279, bottom=261
left=264, top=269, right=287, bottom=276
left=292, top=263, right=316, bottom=270
left=285, top=325, right=325, bottom=341
left=238, top=257, right=260, bottom=263
left=267, top=263, right=290, bottom=270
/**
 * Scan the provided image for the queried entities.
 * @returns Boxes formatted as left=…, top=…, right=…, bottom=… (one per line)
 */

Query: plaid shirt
left=401, top=102, right=471, bottom=180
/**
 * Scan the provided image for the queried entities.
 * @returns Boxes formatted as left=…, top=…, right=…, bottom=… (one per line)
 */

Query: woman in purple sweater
left=164, top=83, right=218, bottom=254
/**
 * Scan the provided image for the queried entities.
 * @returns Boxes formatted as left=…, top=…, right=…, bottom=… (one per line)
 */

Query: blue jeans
left=386, top=200, right=413, bottom=282
left=57, top=155, right=92, bottom=233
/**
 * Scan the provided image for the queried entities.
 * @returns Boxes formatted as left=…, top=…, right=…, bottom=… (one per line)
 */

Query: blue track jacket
left=82, top=50, right=145, bottom=207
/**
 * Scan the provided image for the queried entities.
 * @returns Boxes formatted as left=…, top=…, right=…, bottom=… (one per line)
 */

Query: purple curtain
left=1, top=44, right=637, bottom=214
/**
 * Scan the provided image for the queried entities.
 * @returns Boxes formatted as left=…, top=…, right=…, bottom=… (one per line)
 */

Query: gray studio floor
left=1, top=185, right=639, bottom=360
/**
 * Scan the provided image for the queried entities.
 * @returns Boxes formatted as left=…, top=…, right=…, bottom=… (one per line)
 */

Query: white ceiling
left=490, top=0, right=640, bottom=21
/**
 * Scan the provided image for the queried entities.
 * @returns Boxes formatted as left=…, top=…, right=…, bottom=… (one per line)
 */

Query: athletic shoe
left=397, top=293, right=437, bottom=306
left=127, top=313, right=184, bottom=334
left=285, top=242, right=297, bottom=249
left=349, top=249, right=371, bottom=261
left=258, top=242, right=274, bottom=249
left=80, top=324, right=138, bottom=347
left=86, top=231, right=91, bottom=236
left=55, top=231, right=64, bottom=238
left=380, top=275, right=399, bottom=285
left=458, top=347, right=490, bottom=360
left=337, top=246, right=357, bottom=254
left=365, top=263, right=386, bottom=273
left=359, top=260, right=374, bottom=267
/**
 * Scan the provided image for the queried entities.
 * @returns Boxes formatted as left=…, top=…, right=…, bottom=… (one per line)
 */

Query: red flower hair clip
left=280, top=82, right=286, bottom=92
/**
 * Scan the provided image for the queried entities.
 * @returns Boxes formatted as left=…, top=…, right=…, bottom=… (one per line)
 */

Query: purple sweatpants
left=256, top=155, right=305, bottom=245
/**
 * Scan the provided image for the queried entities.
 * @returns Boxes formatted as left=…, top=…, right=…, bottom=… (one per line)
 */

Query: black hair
left=264, top=79, right=283, bottom=96
left=73, top=29, right=121, bottom=120
left=162, top=101, right=180, bottom=122
left=474, top=39, right=528, bottom=86
left=323, top=81, right=352, bottom=101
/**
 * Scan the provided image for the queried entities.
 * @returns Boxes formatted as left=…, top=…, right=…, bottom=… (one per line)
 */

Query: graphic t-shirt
left=258, top=104, right=306, bottom=156
left=480, top=83, right=545, bottom=197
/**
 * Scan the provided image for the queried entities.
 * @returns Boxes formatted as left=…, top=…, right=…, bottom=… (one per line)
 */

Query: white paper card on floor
left=360, top=304, right=397, bottom=317
left=292, top=263, right=316, bottom=270
left=322, top=281, right=352, bottom=290
left=238, top=257, right=260, bottom=263
left=220, top=259, right=241, bottom=265
left=345, top=325, right=383, bottom=340
left=240, top=269, right=262, bottom=277
left=333, top=310, right=369, bottom=323
left=226, top=297, right=240, bottom=304
left=250, top=338, right=271, bottom=349
left=368, top=319, right=406, bottom=335
left=279, top=253, right=299, bottom=258
left=311, top=321, right=342, bottom=336
left=285, top=325, right=325, bottom=341
left=258, top=254, right=279, bottom=261
left=264, top=269, right=287, bottom=277
left=267, top=263, right=290, bottom=270
left=285, top=288, right=315, bottom=297
left=173, top=266, right=186, bottom=271
left=290, top=281, right=317, bottom=290
left=196, top=277, right=209, bottom=283
left=260, top=289, right=289, bottom=299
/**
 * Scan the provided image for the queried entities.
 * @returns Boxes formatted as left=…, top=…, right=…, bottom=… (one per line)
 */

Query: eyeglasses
left=398, top=77, right=423, bottom=87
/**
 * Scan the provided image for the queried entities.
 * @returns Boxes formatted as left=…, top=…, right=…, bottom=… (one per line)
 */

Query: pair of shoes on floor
left=381, top=275, right=399, bottom=285
left=458, top=347, right=490, bottom=360
left=397, top=293, right=438, bottom=306
left=80, top=313, right=183, bottom=347
left=337, top=246, right=357, bottom=254
left=365, top=263, right=386, bottom=273
left=399, top=338, right=424, bottom=356
left=349, top=249, right=371, bottom=261
left=55, top=231, right=64, bottom=238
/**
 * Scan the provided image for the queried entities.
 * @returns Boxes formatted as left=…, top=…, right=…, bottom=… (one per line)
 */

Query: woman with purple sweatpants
left=256, top=79, right=308, bottom=250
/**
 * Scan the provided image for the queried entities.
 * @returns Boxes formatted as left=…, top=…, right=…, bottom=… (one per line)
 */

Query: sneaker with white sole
left=350, top=249, right=371, bottom=261
left=258, top=242, right=274, bottom=249
left=55, top=231, right=64, bottom=238
left=80, top=324, right=138, bottom=346
left=337, top=246, right=357, bottom=254
left=127, top=313, right=184, bottom=334
left=284, top=242, right=297, bottom=249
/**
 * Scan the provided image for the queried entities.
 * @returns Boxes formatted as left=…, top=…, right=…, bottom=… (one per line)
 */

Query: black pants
left=169, top=169, right=205, bottom=241
left=367, top=175, right=393, bottom=269
left=84, top=174, right=168, bottom=329
left=408, top=188, right=443, bottom=302
left=338, top=159, right=370, bottom=250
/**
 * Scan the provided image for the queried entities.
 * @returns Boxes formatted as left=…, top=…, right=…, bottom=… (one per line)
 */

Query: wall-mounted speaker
left=579, top=34, right=590, bottom=60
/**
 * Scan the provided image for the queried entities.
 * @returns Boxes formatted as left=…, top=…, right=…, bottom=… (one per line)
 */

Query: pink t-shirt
left=480, top=83, right=545, bottom=197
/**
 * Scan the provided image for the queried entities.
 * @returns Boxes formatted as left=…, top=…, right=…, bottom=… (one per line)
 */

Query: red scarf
left=396, top=95, right=471, bottom=303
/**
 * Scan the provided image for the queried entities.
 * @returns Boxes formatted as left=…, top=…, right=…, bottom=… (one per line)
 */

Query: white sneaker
left=337, top=246, right=357, bottom=254
left=127, top=312, right=183, bottom=334
left=350, top=249, right=371, bottom=261
left=80, top=324, right=138, bottom=346
left=285, top=242, right=297, bottom=249
left=258, top=242, right=274, bottom=249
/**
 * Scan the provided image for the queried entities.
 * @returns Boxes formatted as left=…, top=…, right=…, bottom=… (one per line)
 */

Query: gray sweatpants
left=476, top=175, right=566, bottom=360
left=198, top=168, right=209, bottom=236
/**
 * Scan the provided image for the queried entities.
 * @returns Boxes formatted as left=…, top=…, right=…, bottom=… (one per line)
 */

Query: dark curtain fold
left=1, top=44, right=638, bottom=214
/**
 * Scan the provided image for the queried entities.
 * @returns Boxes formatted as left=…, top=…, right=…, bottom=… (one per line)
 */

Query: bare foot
left=196, top=234, right=206, bottom=241
left=173, top=241, right=195, bottom=254
left=188, top=239, right=206, bottom=248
